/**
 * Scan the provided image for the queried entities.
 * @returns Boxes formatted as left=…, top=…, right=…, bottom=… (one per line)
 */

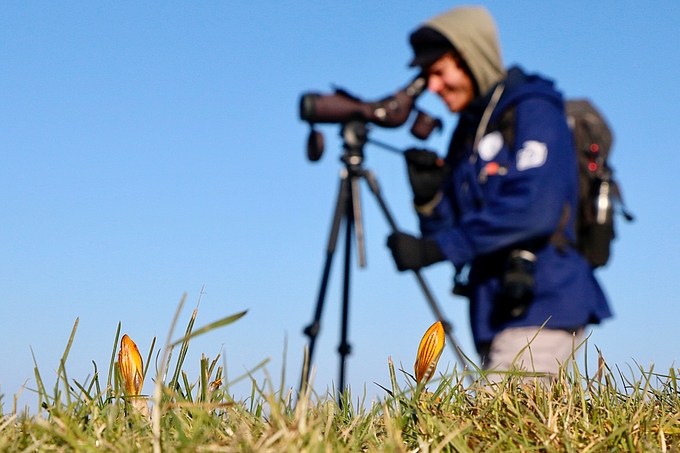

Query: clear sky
left=2, top=1, right=680, bottom=412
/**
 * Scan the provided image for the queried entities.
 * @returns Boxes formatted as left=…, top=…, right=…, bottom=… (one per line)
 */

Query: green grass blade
left=387, top=356, right=400, bottom=415
left=200, top=356, right=208, bottom=403
left=106, top=322, right=122, bottom=402
left=143, top=335, right=157, bottom=382
left=54, top=318, right=79, bottom=408
left=181, top=371, right=193, bottom=403
left=169, top=308, right=198, bottom=391
left=170, top=310, right=248, bottom=347
left=207, top=354, right=220, bottom=379
left=30, top=347, right=48, bottom=411
left=91, top=361, right=104, bottom=407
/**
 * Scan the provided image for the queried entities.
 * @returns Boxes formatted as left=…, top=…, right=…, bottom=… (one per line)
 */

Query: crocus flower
left=119, top=334, right=144, bottom=395
left=414, top=321, right=445, bottom=384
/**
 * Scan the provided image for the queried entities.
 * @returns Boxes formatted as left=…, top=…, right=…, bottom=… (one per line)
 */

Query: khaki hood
left=425, top=6, right=506, bottom=96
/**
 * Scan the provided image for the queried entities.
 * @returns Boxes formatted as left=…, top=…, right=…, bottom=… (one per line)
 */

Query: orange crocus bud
left=414, top=321, right=445, bottom=384
left=119, top=334, right=144, bottom=395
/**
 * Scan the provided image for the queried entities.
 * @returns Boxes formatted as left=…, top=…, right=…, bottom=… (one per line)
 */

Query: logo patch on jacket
left=516, top=140, right=548, bottom=171
left=478, top=131, right=504, bottom=161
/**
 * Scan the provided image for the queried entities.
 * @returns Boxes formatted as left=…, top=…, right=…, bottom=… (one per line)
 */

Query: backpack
left=565, top=99, right=633, bottom=267
left=491, top=98, right=633, bottom=268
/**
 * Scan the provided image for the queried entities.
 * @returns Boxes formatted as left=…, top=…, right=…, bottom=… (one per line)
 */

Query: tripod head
left=300, top=74, right=442, bottom=161
left=339, top=121, right=369, bottom=168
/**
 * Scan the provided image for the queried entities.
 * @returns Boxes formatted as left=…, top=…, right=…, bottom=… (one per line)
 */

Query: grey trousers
left=478, top=326, right=585, bottom=381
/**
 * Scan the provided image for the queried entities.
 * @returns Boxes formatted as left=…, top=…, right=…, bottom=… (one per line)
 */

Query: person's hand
left=404, top=148, right=451, bottom=206
left=387, top=232, right=446, bottom=271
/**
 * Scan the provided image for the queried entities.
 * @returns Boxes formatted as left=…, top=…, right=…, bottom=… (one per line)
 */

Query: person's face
left=425, top=53, right=475, bottom=113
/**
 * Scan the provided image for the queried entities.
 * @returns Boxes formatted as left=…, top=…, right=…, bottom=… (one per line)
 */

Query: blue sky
left=2, top=1, right=680, bottom=412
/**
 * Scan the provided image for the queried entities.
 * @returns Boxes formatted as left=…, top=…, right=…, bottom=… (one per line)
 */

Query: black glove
left=387, top=232, right=446, bottom=271
left=404, top=148, right=451, bottom=206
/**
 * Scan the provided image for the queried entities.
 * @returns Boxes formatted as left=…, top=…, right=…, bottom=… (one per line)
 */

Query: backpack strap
left=549, top=203, right=574, bottom=254
left=493, top=106, right=517, bottom=151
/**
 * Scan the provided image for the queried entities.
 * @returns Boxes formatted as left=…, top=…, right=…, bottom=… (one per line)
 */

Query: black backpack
left=565, top=99, right=633, bottom=268
left=490, top=98, right=633, bottom=268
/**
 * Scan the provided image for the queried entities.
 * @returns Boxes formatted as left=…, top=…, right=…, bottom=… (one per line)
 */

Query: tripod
left=300, top=120, right=471, bottom=397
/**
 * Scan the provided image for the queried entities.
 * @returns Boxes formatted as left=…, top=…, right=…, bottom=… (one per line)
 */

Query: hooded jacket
left=414, top=7, right=612, bottom=348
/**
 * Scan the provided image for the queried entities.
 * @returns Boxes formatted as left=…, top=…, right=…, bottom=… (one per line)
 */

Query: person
left=387, top=5, right=612, bottom=379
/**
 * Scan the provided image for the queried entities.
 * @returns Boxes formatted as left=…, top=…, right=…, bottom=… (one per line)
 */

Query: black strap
left=549, top=203, right=573, bottom=253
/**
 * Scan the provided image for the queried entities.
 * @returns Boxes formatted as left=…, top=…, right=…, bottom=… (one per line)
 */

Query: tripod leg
left=350, top=176, right=366, bottom=268
left=301, top=172, right=351, bottom=393
left=362, top=170, right=474, bottom=378
left=338, top=194, right=353, bottom=397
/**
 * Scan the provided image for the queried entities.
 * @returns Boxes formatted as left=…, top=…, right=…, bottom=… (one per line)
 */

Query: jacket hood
left=492, top=66, right=564, bottom=118
left=425, top=6, right=506, bottom=96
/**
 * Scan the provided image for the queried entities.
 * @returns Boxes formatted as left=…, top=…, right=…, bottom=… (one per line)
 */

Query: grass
left=1, top=297, right=679, bottom=452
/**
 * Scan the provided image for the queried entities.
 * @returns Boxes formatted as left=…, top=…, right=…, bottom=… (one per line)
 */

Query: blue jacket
left=419, top=67, right=612, bottom=348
